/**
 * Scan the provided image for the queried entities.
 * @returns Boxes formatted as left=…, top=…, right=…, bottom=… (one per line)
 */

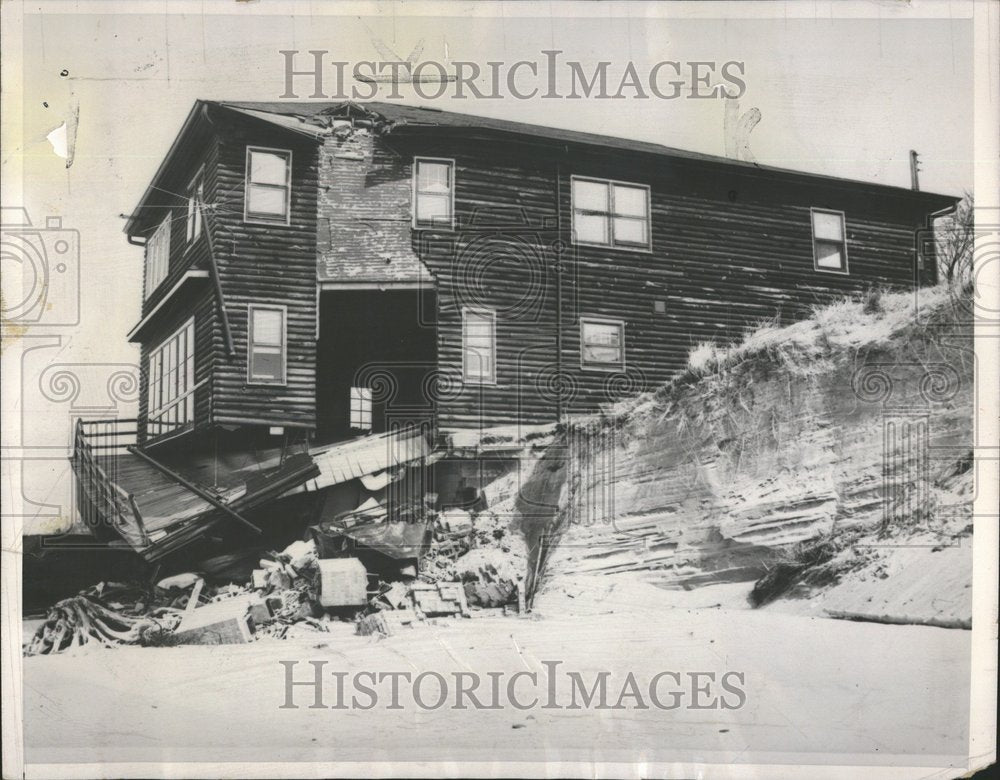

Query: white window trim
left=349, top=386, right=374, bottom=431
left=579, top=316, right=626, bottom=372
left=462, top=306, right=497, bottom=385
left=185, top=167, right=205, bottom=245
left=244, top=146, right=293, bottom=226
left=412, top=156, right=456, bottom=230
left=144, top=215, right=172, bottom=299
left=246, top=303, right=288, bottom=386
left=571, top=175, right=652, bottom=252
left=147, top=317, right=196, bottom=435
left=810, top=207, right=850, bottom=275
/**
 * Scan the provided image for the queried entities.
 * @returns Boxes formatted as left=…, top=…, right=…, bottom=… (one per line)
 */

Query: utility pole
left=909, top=149, right=921, bottom=191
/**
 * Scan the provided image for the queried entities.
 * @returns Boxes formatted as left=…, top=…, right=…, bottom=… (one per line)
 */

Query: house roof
left=216, top=100, right=960, bottom=208
left=126, top=98, right=958, bottom=236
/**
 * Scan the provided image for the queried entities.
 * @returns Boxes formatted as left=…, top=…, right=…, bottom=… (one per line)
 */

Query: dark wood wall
left=132, top=109, right=947, bottom=441
left=209, top=114, right=321, bottom=429
left=135, top=108, right=321, bottom=438
left=398, top=133, right=946, bottom=430
left=134, top=124, right=218, bottom=441
left=403, top=136, right=562, bottom=430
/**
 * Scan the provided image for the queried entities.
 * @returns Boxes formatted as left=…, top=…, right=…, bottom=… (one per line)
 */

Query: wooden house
left=71, top=100, right=957, bottom=559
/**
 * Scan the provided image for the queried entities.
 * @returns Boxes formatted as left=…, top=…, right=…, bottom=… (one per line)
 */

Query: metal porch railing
left=70, top=418, right=150, bottom=546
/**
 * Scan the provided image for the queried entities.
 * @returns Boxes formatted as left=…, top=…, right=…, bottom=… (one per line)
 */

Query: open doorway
left=316, top=289, right=437, bottom=445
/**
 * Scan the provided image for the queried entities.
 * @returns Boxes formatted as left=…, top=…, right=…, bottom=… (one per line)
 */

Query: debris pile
left=423, top=510, right=528, bottom=608
left=24, top=540, right=336, bottom=654
left=24, top=582, right=183, bottom=655
left=351, top=507, right=529, bottom=637
left=25, top=491, right=533, bottom=653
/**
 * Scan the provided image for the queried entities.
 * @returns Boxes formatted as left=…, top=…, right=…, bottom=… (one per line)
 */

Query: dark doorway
left=316, top=289, right=437, bottom=444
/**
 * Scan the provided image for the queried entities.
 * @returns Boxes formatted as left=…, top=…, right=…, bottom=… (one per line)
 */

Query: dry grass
left=682, top=283, right=960, bottom=382
left=596, top=281, right=970, bottom=432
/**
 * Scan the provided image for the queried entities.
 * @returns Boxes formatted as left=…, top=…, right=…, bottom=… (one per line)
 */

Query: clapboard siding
left=128, top=103, right=948, bottom=439
left=136, top=286, right=215, bottom=443
left=556, top=151, right=936, bottom=414
left=399, top=135, right=942, bottom=429
left=208, top=114, right=320, bottom=428
left=402, top=137, right=562, bottom=429
left=138, top=130, right=217, bottom=318
left=133, top=120, right=217, bottom=441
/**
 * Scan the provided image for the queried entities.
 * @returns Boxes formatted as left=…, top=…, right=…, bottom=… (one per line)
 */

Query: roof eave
left=124, top=101, right=327, bottom=238
left=384, top=122, right=960, bottom=208
left=123, top=100, right=208, bottom=238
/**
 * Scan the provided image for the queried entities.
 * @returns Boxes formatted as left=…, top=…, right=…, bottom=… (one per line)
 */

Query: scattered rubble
left=23, top=582, right=182, bottom=655
left=26, top=482, right=533, bottom=654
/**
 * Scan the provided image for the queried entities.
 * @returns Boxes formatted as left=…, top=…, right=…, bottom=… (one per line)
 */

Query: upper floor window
left=147, top=317, right=195, bottom=436
left=413, top=158, right=454, bottom=228
left=245, top=147, right=292, bottom=224
left=572, top=177, right=650, bottom=249
left=248, top=305, right=286, bottom=384
left=144, top=216, right=171, bottom=299
left=811, top=208, right=849, bottom=273
left=462, top=307, right=496, bottom=384
left=186, top=170, right=204, bottom=243
left=580, top=317, right=625, bottom=371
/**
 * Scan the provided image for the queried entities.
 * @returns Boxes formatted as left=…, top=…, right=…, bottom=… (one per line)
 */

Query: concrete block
left=172, top=600, right=253, bottom=645
left=318, top=557, right=368, bottom=608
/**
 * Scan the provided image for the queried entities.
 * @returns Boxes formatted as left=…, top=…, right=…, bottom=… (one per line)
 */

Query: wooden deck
left=76, top=425, right=431, bottom=558
left=95, top=441, right=310, bottom=536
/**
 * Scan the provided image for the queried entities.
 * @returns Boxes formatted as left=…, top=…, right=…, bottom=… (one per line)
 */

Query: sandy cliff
left=537, top=285, right=974, bottom=627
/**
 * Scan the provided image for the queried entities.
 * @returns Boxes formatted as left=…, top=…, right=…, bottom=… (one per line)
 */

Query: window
left=248, top=305, right=286, bottom=384
left=580, top=317, right=625, bottom=370
left=186, top=171, right=204, bottom=243
left=147, top=318, right=195, bottom=435
left=462, top=308, right=496, bottom=383
left=144, top=216, right=171, bottom=298
left=350, top=386, right=373, bottom=431
left=811, top=208, right=849, bottom=273
left=571, top=177, right=650, bottom=249
left=245, top=147, right=291, bottom=223
left=413, top=158, right=454, bottom=228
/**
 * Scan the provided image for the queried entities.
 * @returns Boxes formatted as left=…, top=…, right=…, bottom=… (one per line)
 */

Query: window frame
left=412, top=156, right=456, bottom=230
left=246, top=304, right=288, bottom=386
left=144, top=214, right=172, bottom=299
left=349, top=386, right=374, bottom=431
left=810, top=207, right=850, bottom=275
left=244, top=146, right=293, bottom=226
left=462, top=306, right=497, bottom=385
left=579, top=316, right=626, bottom=372
left=185, top=168, right=204, bottom=244
left=570, top=176, right=652, bottom=251
left=146, top=316, right=196, bottom=437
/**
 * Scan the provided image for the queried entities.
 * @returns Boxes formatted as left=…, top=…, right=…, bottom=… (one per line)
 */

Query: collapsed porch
left=71, top=419, right=432, bottom=562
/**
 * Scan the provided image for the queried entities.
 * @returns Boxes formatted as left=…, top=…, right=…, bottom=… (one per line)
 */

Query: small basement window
left=580, top=317, right=625, bottom=370
left=349, top=386, right=373, bottom=431
left=463, top=307, right=496, bottom=383
left=571, top=177, right=650, bottom=249
left=186, top=171, right=204, bottom=243
left=811, top=208, right=849, bottom=273
left=248, top=305, right=286, bottom=384
left=413, top=158, right=454, bottom=228
left=245, top=147, right=292, bottom=223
